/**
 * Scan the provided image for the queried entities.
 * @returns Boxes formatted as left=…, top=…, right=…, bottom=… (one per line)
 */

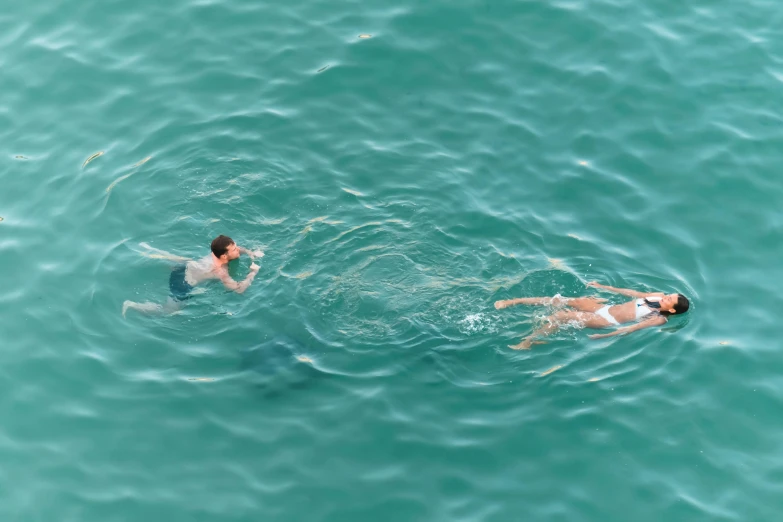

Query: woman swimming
left=494, top=281, right=690, bottom=350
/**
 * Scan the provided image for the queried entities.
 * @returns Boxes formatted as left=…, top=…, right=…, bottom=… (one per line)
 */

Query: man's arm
left=238, top=246, right=264, bottom=260
left=218, top=263, right=260, bottom=294
left=586, top=281, right=664, bottom=299
left=589, top=316, right=667, bottom=339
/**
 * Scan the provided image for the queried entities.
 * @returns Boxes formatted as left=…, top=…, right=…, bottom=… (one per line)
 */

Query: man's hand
left=239, top=246, right=265, bottom=260
left=589, top=332, right=611, bottom=339
left=586, top=281, right=604, bottom=288
left=250, top=262, right=260, bottom=272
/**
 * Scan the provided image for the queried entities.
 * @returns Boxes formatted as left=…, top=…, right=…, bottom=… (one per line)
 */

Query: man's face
left=225, top=243, right=240, bottom=261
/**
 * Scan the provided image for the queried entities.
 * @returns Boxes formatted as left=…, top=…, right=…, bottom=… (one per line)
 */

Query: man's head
left=659, top=293, right=690, bottom=316
left=211, top=235, right=240, bottom=262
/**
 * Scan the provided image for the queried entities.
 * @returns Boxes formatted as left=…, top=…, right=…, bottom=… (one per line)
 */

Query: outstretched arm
left=218, top=263, right=260, bottom=294
left=589, top=316, right=667, bottom=340
left=586, top=281, right=663, bottom=299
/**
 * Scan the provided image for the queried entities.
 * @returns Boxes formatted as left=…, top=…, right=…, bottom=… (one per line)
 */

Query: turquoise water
left=2, top=0, right=783, bottom=519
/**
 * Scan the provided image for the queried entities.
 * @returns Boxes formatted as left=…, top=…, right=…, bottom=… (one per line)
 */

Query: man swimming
left=122, top=235, right=264, bottom=317
left=494, top=281, right=690, bottom=349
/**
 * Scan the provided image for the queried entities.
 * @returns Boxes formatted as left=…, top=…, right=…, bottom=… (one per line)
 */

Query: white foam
left=457, top=313, right=496, bottom=334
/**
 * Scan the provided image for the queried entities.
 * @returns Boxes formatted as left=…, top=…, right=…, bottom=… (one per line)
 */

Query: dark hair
left=661, top=294, right=689, bottom=316
left=211, top=235, right=235, bottom=258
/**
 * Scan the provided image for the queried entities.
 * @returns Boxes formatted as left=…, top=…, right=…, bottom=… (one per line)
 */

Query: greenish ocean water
left=3, top=0, right=783, bottom=520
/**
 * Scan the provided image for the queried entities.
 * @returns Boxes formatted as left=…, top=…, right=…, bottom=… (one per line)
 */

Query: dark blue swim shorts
left=169, top=265, right=193, bottom=301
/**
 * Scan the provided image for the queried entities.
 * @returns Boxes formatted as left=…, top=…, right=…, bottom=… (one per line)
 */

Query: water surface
left=2, top=0, right=783, bottom=520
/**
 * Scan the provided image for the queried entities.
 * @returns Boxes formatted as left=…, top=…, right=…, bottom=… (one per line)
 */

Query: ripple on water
left=2, top=0, right=783, bottom=519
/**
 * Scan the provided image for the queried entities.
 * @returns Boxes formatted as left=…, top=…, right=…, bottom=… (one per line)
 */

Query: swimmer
left=494, top=281, right=690, bottom=349
left=122, top=235, right=264, bottom=317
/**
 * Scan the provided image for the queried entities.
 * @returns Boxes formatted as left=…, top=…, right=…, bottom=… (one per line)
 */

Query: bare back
left=184, top=255, right=225, bottom=286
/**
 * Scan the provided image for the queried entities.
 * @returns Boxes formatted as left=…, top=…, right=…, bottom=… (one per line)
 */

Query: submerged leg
left=123, top=300, right=163, bottom=317
left=123, top=297, right=184, bottom=317
left=495, top=296, right=607, bottom=311
left=509, top=310, right=584, bottom=350
left=495, top=296, right=568, bottom=310
left=137, top=242, right=191, bottom=263
left=562, top=297, right=607, bottom=313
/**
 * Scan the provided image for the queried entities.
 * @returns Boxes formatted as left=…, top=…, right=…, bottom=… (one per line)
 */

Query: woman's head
left=659, top=293, right=690, bottom=316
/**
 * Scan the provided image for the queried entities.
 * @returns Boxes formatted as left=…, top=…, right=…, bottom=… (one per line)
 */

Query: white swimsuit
left=596, top=305, right=619, bottom=325
left=636, top=297, right=660, bottom=320
left=596, top=297, right=660, bottom=326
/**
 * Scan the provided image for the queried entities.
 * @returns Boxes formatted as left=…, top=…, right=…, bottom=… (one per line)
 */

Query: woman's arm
left=589, top=316, right=667, bottom=339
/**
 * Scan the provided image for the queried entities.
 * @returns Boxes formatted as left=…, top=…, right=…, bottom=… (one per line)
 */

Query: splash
left=457, top=312, right=496, bottom=334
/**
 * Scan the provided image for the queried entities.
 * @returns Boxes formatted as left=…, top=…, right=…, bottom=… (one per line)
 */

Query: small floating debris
left=567, top=233, right=582, bottom=240
left=132, top=156, right=152, bottom=168
left=719, top=341, right=730, bottom=345
left=296, top=355, right=313, bottom=363
left=540, top=365, right=563, bottom=377
left=588, top=377, right=601, bottom=382
left=82, top=151, right=104, bottom=168
left=106, top=172, right=134, bottom=193
left=187, top=378, right=215, bottom=382
left=14, top=155, right=28, bottom=160
left=342, top=187, right=365, bottom=197
left=578, top=160, right=589, bottom=166
left=0, top=217, right=4, bottom=222
left=547, top=258, right=565, bottom=269
left=317, top=65, right=330, bottom=73
left=295, top=271, right=313, bottom=279
left=358, top=34, right=372, bottom=39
